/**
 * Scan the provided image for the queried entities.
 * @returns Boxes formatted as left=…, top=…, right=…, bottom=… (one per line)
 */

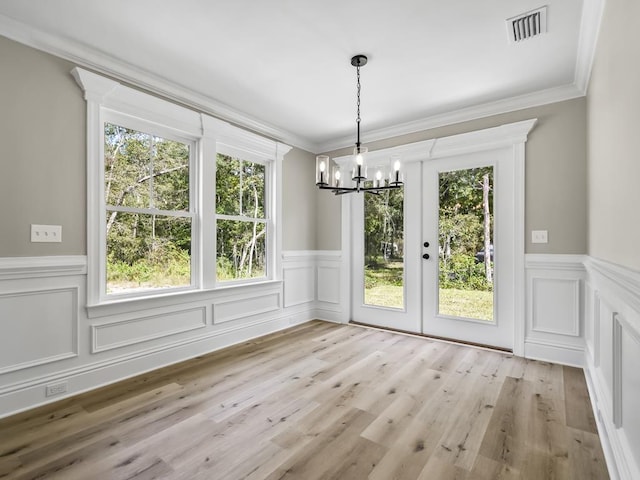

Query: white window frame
left=101, top=112, right=199, bottom=300
left=214, top=146, right=272, bottom=286
left=72, top=68, right=291, bottom=309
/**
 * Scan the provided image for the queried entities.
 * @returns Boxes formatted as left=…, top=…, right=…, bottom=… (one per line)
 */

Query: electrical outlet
left=45, top=381, right=68, bottom=397
left=31, top=224, right=62, bottom=243
left=531, top=230, right=548, bottom=244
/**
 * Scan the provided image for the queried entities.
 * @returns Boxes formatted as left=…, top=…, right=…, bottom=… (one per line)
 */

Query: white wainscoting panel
left=585, top=257, right=640, bottom=480
left=282, top=250, right=345, bottom=322
left=620, top=316, right=640, bottom=460
left=283, top=266, right=314, bottom=307
left=213, top=291, right=281, bottom=325
left=0, top=255, right=320, bottom=419
left=531, top=277, right=580, bottom=336
left=91, top=307, right=207, bottom=353
left=0, top=287, right=78, bottom=374
left=525, top=254, right=586, bottom=366
left=317, top=266, right=340, bottom=305
left=597, top=298, right=616, bottom=399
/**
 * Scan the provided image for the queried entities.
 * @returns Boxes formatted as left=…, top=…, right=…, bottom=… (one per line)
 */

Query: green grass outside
left=438, top=288, right=493, bottom=321
left=364, top=262, right=493, bottom=320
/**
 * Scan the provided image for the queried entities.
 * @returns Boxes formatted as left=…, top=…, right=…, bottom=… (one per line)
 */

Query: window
left=73, top=67, right=290, bottom=306
left=104, top=122, right=194, bottom=295
left=215, top=153, right=268, bottom=282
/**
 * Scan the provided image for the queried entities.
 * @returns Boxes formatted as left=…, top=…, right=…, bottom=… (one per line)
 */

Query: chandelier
left=315, top=55, right=403, bottom=195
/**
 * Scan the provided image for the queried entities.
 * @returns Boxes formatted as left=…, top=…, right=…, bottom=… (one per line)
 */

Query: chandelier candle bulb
left=316, top=155, right=329, bottom=185
left=352, top=146, right=368, bottom=181
left=333, top=167, right=342, bottom=188
left=390, top=155, right=403, bottom=185
left=375, top=169, right=383, bottom=188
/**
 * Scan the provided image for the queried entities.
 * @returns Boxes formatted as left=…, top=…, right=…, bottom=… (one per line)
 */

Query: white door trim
left=339, top=119, right=536, bottom=355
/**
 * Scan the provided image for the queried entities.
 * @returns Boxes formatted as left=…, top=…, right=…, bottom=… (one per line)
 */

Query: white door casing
left=340, top=119, right=535, bottom=355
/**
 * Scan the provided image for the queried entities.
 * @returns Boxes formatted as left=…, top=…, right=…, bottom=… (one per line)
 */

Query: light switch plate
left=31, top=224, right=62, bottom=243
left=531, top=230, right=548, bottom=244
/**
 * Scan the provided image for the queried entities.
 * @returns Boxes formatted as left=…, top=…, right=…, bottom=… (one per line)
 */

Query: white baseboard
left=0, top=311, right=313, bottom=419
left=524, top=339, right=584, bottom=367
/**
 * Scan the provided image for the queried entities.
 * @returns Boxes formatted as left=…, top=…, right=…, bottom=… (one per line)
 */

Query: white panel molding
left=593, top=290, right=601, bottom=367
left=317, top=266, right=341, bottom=305
left=282, top=266, right=314, bottom=307
left=524, top=254, right=586, bottom=365
left=612, top=313, right=623, bottom=428
left=213, top=292, right=281, bottom=324
left=0, top=287, right=79, bottom=374
left=91, top=307, right=207, bottom=353
left=531, top=277, right=581, bottom=336
left=282, top=250, right=345, bottom=319
left=584, top=257, right=640, bottom=480
left=0, top=256, right=87, bottom=280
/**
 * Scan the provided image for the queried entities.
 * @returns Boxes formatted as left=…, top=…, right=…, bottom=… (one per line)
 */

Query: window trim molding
left=72, top=67, right=291, bottom=309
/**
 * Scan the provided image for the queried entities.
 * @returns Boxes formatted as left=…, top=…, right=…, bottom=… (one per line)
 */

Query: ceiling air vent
left=507, top=6, right=547, bottom=43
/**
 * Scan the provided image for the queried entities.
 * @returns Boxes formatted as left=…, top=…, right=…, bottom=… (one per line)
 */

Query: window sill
left=86, top=279, right=283, bottom=319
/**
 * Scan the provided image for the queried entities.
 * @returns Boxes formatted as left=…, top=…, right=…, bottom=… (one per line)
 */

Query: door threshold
left=349, top=321, right=513, bottom=354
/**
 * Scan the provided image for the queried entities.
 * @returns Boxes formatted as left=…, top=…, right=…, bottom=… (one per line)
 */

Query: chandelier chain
left=356, top=64, right=361, bottom=147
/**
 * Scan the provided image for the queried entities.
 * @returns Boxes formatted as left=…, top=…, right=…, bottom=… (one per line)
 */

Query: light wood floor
left=0, top=321, right=609, bottom=479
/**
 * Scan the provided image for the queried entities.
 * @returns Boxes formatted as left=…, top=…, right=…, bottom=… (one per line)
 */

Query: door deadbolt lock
left=422, top=253, right=430, bottom=260
left=423, top=242, right=430, bottom=248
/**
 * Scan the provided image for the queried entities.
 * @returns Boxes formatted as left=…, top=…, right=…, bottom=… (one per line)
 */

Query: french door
left=351, top=147, right=519, bottom=351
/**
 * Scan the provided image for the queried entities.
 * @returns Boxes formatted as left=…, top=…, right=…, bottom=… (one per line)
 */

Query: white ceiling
left=0, top=0, right=602, bottom=152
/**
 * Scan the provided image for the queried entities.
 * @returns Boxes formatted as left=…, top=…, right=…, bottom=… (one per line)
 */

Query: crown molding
left=1, top=1, right=604, bottom=156
left=574, top=0, right=607, bottom=93
left=318, top=83, right=583, bottom=152
left=0, top=14, right=318, bottom=153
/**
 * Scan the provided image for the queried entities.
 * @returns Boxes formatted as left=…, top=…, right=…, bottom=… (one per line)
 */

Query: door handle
left=423, top=241, right=430, bottom=248
left=422, top=253, right=430, bottom=260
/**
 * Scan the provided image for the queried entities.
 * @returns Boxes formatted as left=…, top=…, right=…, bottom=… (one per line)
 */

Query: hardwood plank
left=567, top=426, right=610, bottom=480
left=263, top=407, right=378, bottom=480
left=478, top=376, right=533, bottom=469
left=563, top=366, right=598, bottom=434
left=468, top=455, right=521, bottom=480
left=433, top=365, right=504, bottom=470
left=0, top=322, right=609, bottom=480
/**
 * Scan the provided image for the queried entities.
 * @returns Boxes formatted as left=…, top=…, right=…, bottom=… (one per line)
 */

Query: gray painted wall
left=282, top=147, right=316, bottom=250
left=0, top=37, right=86, bottom=256
left=0, top=36, right=318, bottom=257
left=317, top=98, right=588, bottom=254
left=588, top=0, right=640, bottom=271
left=0, top=34, right=590, bottom=259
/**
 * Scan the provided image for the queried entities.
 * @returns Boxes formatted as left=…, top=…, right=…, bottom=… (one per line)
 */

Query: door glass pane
left=364, top=188, right=404, bottom=309
left=438, top=167, right=494, bottom=321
